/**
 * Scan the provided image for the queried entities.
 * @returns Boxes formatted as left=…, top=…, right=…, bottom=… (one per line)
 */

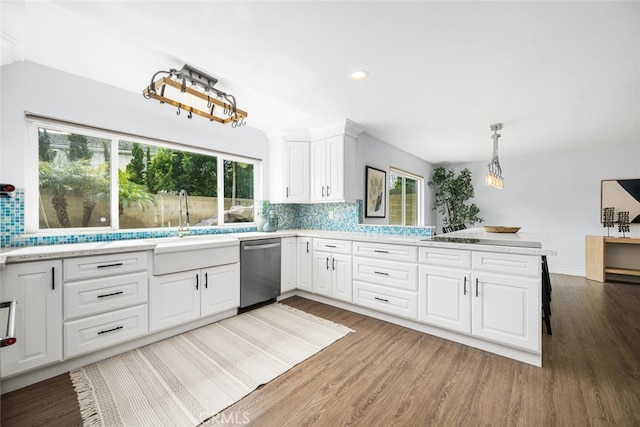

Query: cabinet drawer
left=419, top=247, right=471, bottom=269
left=353, top=257, right=417, bottom=291
left=352, top=241, right=417, bottom=262
left=64, top=271, right=149, bottom=320
left=64, top=305, right=148, bottom=358
left=472, top=252, right=540, bottom=278
left=64, top=251, right=148, bottom=281
left=314, top=239, right=352, bottom=254
left=353, top=281, right=417, bottom=320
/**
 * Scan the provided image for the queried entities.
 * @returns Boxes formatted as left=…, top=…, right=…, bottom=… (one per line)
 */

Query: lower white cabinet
left=281, top=237, right=297, bottom=293
left=150, top=263, right=239, bottom=332
left=313, top=251, right=352, bottom=302
left=0, top=260, right=63, bottom=377
left=296, top=237, right=313, bottom=292
left=418, top=248, right=541, bottom=352
left=471, top=272, right=540, bottom=351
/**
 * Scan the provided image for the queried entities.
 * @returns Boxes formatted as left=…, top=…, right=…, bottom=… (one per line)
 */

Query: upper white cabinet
left=311, top=135, right=344, bottom=201
left=269, top=120, right=364, bottom=203
left=1, top=260, right=63, bottom=377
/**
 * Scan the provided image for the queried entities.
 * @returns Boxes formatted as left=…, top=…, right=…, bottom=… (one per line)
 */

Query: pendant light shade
left=485, top=123, right=504, bottom=189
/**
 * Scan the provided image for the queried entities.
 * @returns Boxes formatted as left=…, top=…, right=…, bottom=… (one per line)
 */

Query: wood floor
left=2, top=274, right=639, bottom=426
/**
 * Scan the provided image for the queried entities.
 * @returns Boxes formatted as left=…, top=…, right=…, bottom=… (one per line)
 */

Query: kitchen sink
left=148, top=235, right=240, bottom=275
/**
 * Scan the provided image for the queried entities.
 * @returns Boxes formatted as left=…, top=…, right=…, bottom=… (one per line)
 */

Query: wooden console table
left=586, top=236, right=640, bottom=282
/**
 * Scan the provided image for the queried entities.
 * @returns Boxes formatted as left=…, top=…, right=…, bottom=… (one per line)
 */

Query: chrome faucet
left=178, top=189, right=190, bottom=237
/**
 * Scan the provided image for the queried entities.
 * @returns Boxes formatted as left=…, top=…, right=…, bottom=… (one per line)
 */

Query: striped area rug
left=70, top=303, right=354, bottom=426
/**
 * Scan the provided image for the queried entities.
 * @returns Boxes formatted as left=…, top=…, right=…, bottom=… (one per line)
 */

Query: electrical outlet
left=328, top=210, right=334, bottom=219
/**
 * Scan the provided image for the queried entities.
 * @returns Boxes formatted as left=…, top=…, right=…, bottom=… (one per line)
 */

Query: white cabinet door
left=284, top=142, right=310, bottom=202
left=149, top=270, right=200, bottom=332
left=471, top=272, right=540, bottom=352
left=325, top=135, right=344, bottom=201
left=331, top=253, right=352, bottom=302
left=310, top=139, right=327, bottom=201
left=281, top=237, right=297, bottom=293
left=0, top=260, right=63, bottom=377
left=312, top=251, right=333, bottom=297
left=296, top=237, right=313, bottom=292
left=201, top=264, right=240, bottom=317
left=418, top=266, right=471, bottom=334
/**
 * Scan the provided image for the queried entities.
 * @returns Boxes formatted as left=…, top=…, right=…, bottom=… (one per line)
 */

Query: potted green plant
left=428, top=167, right=483, bottom=228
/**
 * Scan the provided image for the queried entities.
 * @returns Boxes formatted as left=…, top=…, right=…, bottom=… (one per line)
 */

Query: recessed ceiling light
left=350, top=70, right=369, bottom=81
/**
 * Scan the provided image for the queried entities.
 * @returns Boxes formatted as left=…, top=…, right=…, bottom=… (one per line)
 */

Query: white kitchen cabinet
left=281, top=237, right=297, bottom=293
left=351, top=242, right=418, bottom=320
left=150, top=263, right=240, bottom=332
left=418, top=265, right=471, bottom=333
left=296, top=237, right=313, bottom=292
left=0, top=260, right=63, bottom=377
left=471, top=272, right=540, bottom=352
left=284, top=142, right=310, bottom=202
left=418, top=247, right=541, bottom=352
left=312, top=239, right=352, bottom=302
left=63, top=251, right=150, bottom=359
left=201, top=263, right=240, bottom=317
left=269, top=136, right=310, bottom=204
left=311, top=135, right=344, bottom=201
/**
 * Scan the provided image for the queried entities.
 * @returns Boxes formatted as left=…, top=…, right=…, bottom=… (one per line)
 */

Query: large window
left=34, top=122, right=258, bottom=232
left=389, top=167, right=422, bottom=226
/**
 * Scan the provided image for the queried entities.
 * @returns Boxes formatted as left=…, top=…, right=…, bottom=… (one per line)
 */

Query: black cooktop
left=423, top=236, right=542, bottom=249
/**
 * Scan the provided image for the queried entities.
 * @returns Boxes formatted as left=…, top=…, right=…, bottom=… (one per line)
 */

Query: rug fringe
left=274, top=302, right=355, bottom=334
left=70, top=369, right=103, bottom=427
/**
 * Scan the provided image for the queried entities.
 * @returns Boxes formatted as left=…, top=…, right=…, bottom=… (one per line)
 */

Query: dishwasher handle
left=243, top=242, right=281, bottom=251
left=1, top=300, right=18, bottom=347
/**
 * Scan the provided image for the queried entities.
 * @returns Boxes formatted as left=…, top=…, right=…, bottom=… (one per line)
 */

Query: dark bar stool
left=542, top=255, right=552, bottom=335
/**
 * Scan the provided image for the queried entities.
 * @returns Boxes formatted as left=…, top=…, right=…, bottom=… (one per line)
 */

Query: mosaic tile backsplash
left=1, top=190, right=432, bottom=248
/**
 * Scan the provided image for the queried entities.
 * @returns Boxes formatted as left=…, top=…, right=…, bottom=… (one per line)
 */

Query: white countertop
left=0, top=227, right=555, bottom=267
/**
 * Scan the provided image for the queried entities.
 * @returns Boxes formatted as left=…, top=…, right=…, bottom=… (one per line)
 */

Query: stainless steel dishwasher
left=240, top=238, right=281, bottom=309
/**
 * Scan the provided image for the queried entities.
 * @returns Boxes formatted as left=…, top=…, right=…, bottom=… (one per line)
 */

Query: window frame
left=388, top=166, right=423, bottom=227
left=26, top=118, right=261, bottom=234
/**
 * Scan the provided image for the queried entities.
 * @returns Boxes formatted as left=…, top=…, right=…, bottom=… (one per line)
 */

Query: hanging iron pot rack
left=143, top=64, right=248, bottom=127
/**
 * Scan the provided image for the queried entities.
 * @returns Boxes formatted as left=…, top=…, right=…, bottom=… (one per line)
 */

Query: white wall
left=448, top=143, right=640, bottom=275
left=0, top=61, right=270, bottom=193
left=356, top=133, right=436, bottom=226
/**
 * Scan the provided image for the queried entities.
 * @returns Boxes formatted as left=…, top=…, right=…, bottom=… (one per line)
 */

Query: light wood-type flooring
left=2, top=274, right=639, bottom=426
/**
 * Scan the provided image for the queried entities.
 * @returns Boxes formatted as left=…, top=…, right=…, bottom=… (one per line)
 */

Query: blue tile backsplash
left=1, top=189, right=432, bottom=248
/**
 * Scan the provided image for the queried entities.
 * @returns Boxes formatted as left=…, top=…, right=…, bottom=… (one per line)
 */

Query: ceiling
left=2, top=1, right=639, bottom=164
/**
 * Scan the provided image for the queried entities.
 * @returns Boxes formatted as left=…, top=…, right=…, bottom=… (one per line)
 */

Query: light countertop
left=0, top=227, right=555, bottom=267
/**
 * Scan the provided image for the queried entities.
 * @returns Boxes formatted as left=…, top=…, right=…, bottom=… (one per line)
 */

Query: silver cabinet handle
left=322, top=186, right=325, bottom=197
left=205, top=272, right=208, bottom=289
left=374, top=296, right=389, bottom=303
left=51, top=266, right=55, bottom=290
left=196, top=274, right=199, bottom=290
left=327, top=186, right=330, bottom=196
left=374, top=250, right=389, bottom=254
left=0, top=300, right=17, bottom=347
left=324, top=244, right=337, bottom=248
left=374, top=271, right=389, bottom=276
left=286, top=186, right=289, bottom=198
left=332, top=258, right=335, bottom=271
left=306, top=241, right=310, bottom=253
left=326, top=257, right=329, bottom=270
left=463, top=276, right=467, bottom=295
left=476, top=278, right=479, bottom=297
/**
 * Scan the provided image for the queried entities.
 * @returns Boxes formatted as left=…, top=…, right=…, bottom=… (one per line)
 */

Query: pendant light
left=485, top=123, right=504, bottom=189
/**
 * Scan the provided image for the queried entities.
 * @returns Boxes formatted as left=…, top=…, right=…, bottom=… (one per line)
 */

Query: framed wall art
left=365, top=166, right=386, bottom=218
left=601, top=179, right=640, bottom=224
